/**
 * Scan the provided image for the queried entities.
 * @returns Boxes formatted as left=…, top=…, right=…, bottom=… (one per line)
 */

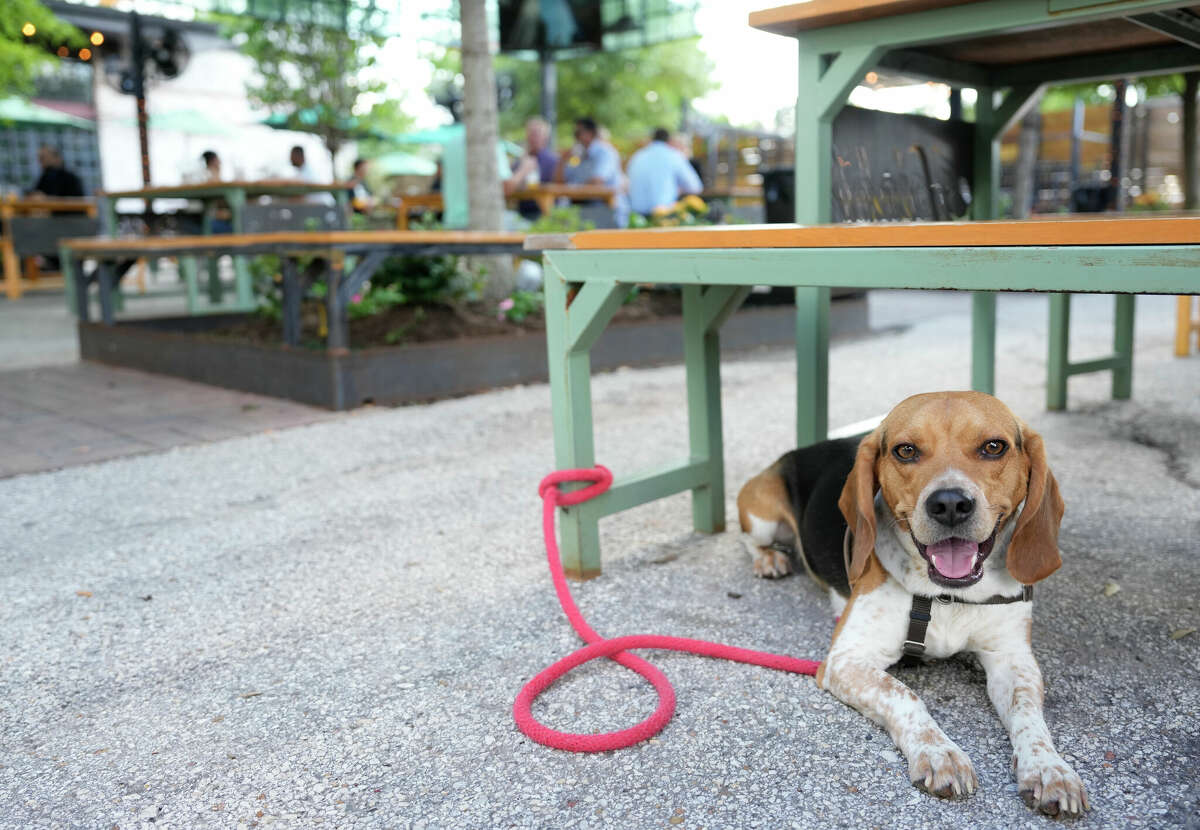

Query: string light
left=865, top=71, right=879, bottom=85
left=79, top=48, right=92, bottom=61
left=57, top=46, right=69, bottom=58
left=22, top=22, right=37, bottom=37
left=90, top=31, right=104, bottom=46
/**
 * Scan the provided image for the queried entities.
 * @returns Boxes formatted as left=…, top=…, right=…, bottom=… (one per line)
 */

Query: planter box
left=78, top=299, right=868, bottom=410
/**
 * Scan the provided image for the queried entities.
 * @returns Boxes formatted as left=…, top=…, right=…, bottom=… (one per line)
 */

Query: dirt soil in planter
left=206, top=290, right=685, bottom=350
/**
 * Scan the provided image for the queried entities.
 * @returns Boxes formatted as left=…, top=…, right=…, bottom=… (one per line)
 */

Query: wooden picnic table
left=61, top=229, right=527, bottom=351
left=2, top=195, right=96, bottom=299
left=100, top=180, right=353, bottom=308
left=529, top=216, right=1200, bottom=578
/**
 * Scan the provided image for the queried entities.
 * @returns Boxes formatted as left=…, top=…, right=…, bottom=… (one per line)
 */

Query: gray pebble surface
left=1, top=292, right=1197, bottom=830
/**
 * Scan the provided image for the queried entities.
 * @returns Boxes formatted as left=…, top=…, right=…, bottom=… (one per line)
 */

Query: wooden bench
left=1, top=197, right=98, bottom=299
left=527, top=217, right=1200, bottom=578
left=61, top=229, right=527, bottom=349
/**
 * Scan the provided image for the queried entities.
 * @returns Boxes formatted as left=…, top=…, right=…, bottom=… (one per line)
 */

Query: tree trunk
left=460, top=0, right=515, bottom=301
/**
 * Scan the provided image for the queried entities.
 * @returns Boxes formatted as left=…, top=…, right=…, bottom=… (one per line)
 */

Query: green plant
left=496, top=290, right=543, bottom=323
left=627, top=194, right=713, bottom=228
left=528, top=206, right=595, bottom=234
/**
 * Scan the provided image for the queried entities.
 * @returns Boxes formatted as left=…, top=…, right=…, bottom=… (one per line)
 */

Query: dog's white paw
left=752, top=547, right=791, bottom=578
left=908, top=739, right=978, bottom=800
left=1016, top=756, right=1089, bottom=817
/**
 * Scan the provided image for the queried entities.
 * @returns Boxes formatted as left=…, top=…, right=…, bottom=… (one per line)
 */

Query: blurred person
left=556, top=116, right=627, bottom=225
left=288, top=145, right=334, bottom=205
left=627, top=127, right=702, bottom=217
left=28, top=145, right=83, bottom=198
left=348, top=158, right=375, bottom=213
left=504, top=117, right=558, bottom=219
left=201, top=150, right=223, bottom=181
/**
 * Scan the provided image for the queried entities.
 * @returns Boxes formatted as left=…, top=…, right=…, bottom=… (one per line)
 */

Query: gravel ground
left=1, top=291, right=1197, bottom=830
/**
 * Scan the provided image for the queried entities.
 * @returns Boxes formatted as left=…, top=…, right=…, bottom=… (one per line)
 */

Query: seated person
left=555, top=117, right=627, bottom=226
left=627, top=127, right=703, bottom=217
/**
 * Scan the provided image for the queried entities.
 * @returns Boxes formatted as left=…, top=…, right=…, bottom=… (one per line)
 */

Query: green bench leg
left=971, top=291, right=997, bottom=394
left=795, top=286, right=830, bottom=447
left=682, top=285, right=750, bottom=534
left=181, top=257, right=201, bottom=313
left=543, top=264, right=626, bottom=580
left=1047, top=293, right=1070, bottom=411
left=1112, top=294, right=1135, bottom=399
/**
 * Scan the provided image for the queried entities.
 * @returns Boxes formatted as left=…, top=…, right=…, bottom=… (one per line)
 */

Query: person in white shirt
left=626, top=127, right=703, bottom=217
left=289, top=145, right=334, bottom=205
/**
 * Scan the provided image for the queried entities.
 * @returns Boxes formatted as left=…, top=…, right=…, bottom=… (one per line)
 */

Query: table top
left=63, top=229, right=527, bottom=254
left=750, top=0, right=974, bottom=34
left=102, top=180, right=354, bottom=200
left=1, top=196, right=95, bottom=213
left=749, top=1, right=1187, bottom=70
left=527, top=216, right=1200, bottom=251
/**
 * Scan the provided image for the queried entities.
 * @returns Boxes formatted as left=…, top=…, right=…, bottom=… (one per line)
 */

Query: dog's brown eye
left=893, top=443, right=918, bottom=462
left=981, top=439, right=1008, bottom=457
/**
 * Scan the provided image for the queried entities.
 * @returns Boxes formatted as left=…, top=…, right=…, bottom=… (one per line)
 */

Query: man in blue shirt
left=556, top=117, right=628, bottom=226
left=627, top=127, right=703, bottom=217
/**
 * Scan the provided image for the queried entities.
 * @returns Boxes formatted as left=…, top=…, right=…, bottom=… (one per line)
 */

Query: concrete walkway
left=1, top=292, right=1197, bottom=829
left=0, top=294, right=339, bottom=478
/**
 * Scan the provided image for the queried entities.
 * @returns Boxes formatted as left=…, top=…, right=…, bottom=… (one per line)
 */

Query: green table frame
left=99, top=180, right=350, bottom=313
left=770, top=0, right=1200, bottom=429
left=536, top=231, right=1199, bottom=578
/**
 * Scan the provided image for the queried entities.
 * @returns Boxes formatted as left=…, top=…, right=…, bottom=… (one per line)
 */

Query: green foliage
left=0, top=1, right=83, bottom=97
left=428, top=39, right=717, bottom=152
left=496, top=290, right=543, bottom=323
left=627, top=194, right=711, bottom=228
left=215, top=14, right=390, bottom=160
left=527, top=206, right=594, bottom=234
left=1040, top=74, right=1188, bottom=113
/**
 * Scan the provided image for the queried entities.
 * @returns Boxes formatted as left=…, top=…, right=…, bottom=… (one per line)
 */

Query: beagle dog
left=737, top=391, right=1087, bottom=817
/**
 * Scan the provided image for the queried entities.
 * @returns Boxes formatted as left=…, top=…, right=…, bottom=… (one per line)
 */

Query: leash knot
left=537, top=465, right=612, bottom=506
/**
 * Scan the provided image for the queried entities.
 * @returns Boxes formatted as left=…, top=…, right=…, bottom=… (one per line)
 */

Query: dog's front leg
left=821, top=652, right=978, bottom=798
left=978, top=649, right=1088, bottom=817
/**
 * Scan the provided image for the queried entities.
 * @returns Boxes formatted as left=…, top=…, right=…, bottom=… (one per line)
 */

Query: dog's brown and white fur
left=736, top=391, right=1088, bottom=817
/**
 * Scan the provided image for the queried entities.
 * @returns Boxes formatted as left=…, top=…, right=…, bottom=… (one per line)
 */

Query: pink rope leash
left=513, top=466, right=820, bottom=753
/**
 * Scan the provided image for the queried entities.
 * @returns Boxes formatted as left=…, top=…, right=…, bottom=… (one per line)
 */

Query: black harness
left=842, top=528, right=1033, bottom=668
left=898, top=587, right=1033, bottom=668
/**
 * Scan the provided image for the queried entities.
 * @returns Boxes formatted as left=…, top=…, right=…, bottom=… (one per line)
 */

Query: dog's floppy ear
left=1008, top=424, right=1065, bottom=584
left=838, top=429, right=882, bottom=587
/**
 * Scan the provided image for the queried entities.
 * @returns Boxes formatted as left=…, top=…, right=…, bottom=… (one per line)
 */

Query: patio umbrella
left=119, top=109, right=235, bottom=135
left=391, top=124, right=523, bottom=156
left=0, top=97, right=95, bottom=129
left=370, top=150, right=437, bottom=177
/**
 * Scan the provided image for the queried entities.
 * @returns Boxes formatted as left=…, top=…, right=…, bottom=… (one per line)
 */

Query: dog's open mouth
left=912, top=526, right=998, bottom=587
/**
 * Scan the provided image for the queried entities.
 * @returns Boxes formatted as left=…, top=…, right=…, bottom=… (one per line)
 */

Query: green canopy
left=370, top=150, right=437, bottom=177
left=0, top=97, right=95, bottom=129
left=261, top=109, right=386, bottom=139
left=391, top=124, right=523, bottom=156
left=119, top=109, right=234, bottom=136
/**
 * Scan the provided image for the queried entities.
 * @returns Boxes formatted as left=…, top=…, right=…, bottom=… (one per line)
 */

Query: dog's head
left=838, top=391, right=1064, bottom=589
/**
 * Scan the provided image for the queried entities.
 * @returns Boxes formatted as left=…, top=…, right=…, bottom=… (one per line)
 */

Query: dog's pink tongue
left=927, top=538, right=979, bottom=579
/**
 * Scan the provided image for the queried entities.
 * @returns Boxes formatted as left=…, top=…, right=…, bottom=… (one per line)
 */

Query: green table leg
left=971, top=291, right=997, bottom=394
left=543, top=263, right=626, bottom=580
left=225, top=188, right=253, bottom=309
left=1047, top=293, right=1071, bottom=411
left=796, top=286, right=830, bottom=447
left=202, top=201, right=222, bottom=304
left=1112, top=294, right=1135, bottom=399
left=181, top=257, right=200, bottom=313
left=683, top=286, right=731, bottom=534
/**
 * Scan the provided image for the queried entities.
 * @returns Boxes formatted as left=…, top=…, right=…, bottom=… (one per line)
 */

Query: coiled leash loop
left=513, top=466, right=820, bottom=753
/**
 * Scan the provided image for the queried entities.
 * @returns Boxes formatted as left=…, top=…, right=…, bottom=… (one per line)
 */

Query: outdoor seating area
left=2, top=0, right=1198, bottom=827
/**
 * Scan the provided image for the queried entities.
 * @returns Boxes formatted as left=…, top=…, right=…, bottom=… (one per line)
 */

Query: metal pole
left=130, top=11, right=150, bottom=187
left=1109, top=79, right=1127, bottom=211
left=1184, top=72, right=1198, bottom=210
left=1069, top=96, right=1083, bottom=191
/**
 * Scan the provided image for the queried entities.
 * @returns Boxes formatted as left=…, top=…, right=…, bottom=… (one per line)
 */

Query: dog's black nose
left=926, top=488, right=975, bottom=526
